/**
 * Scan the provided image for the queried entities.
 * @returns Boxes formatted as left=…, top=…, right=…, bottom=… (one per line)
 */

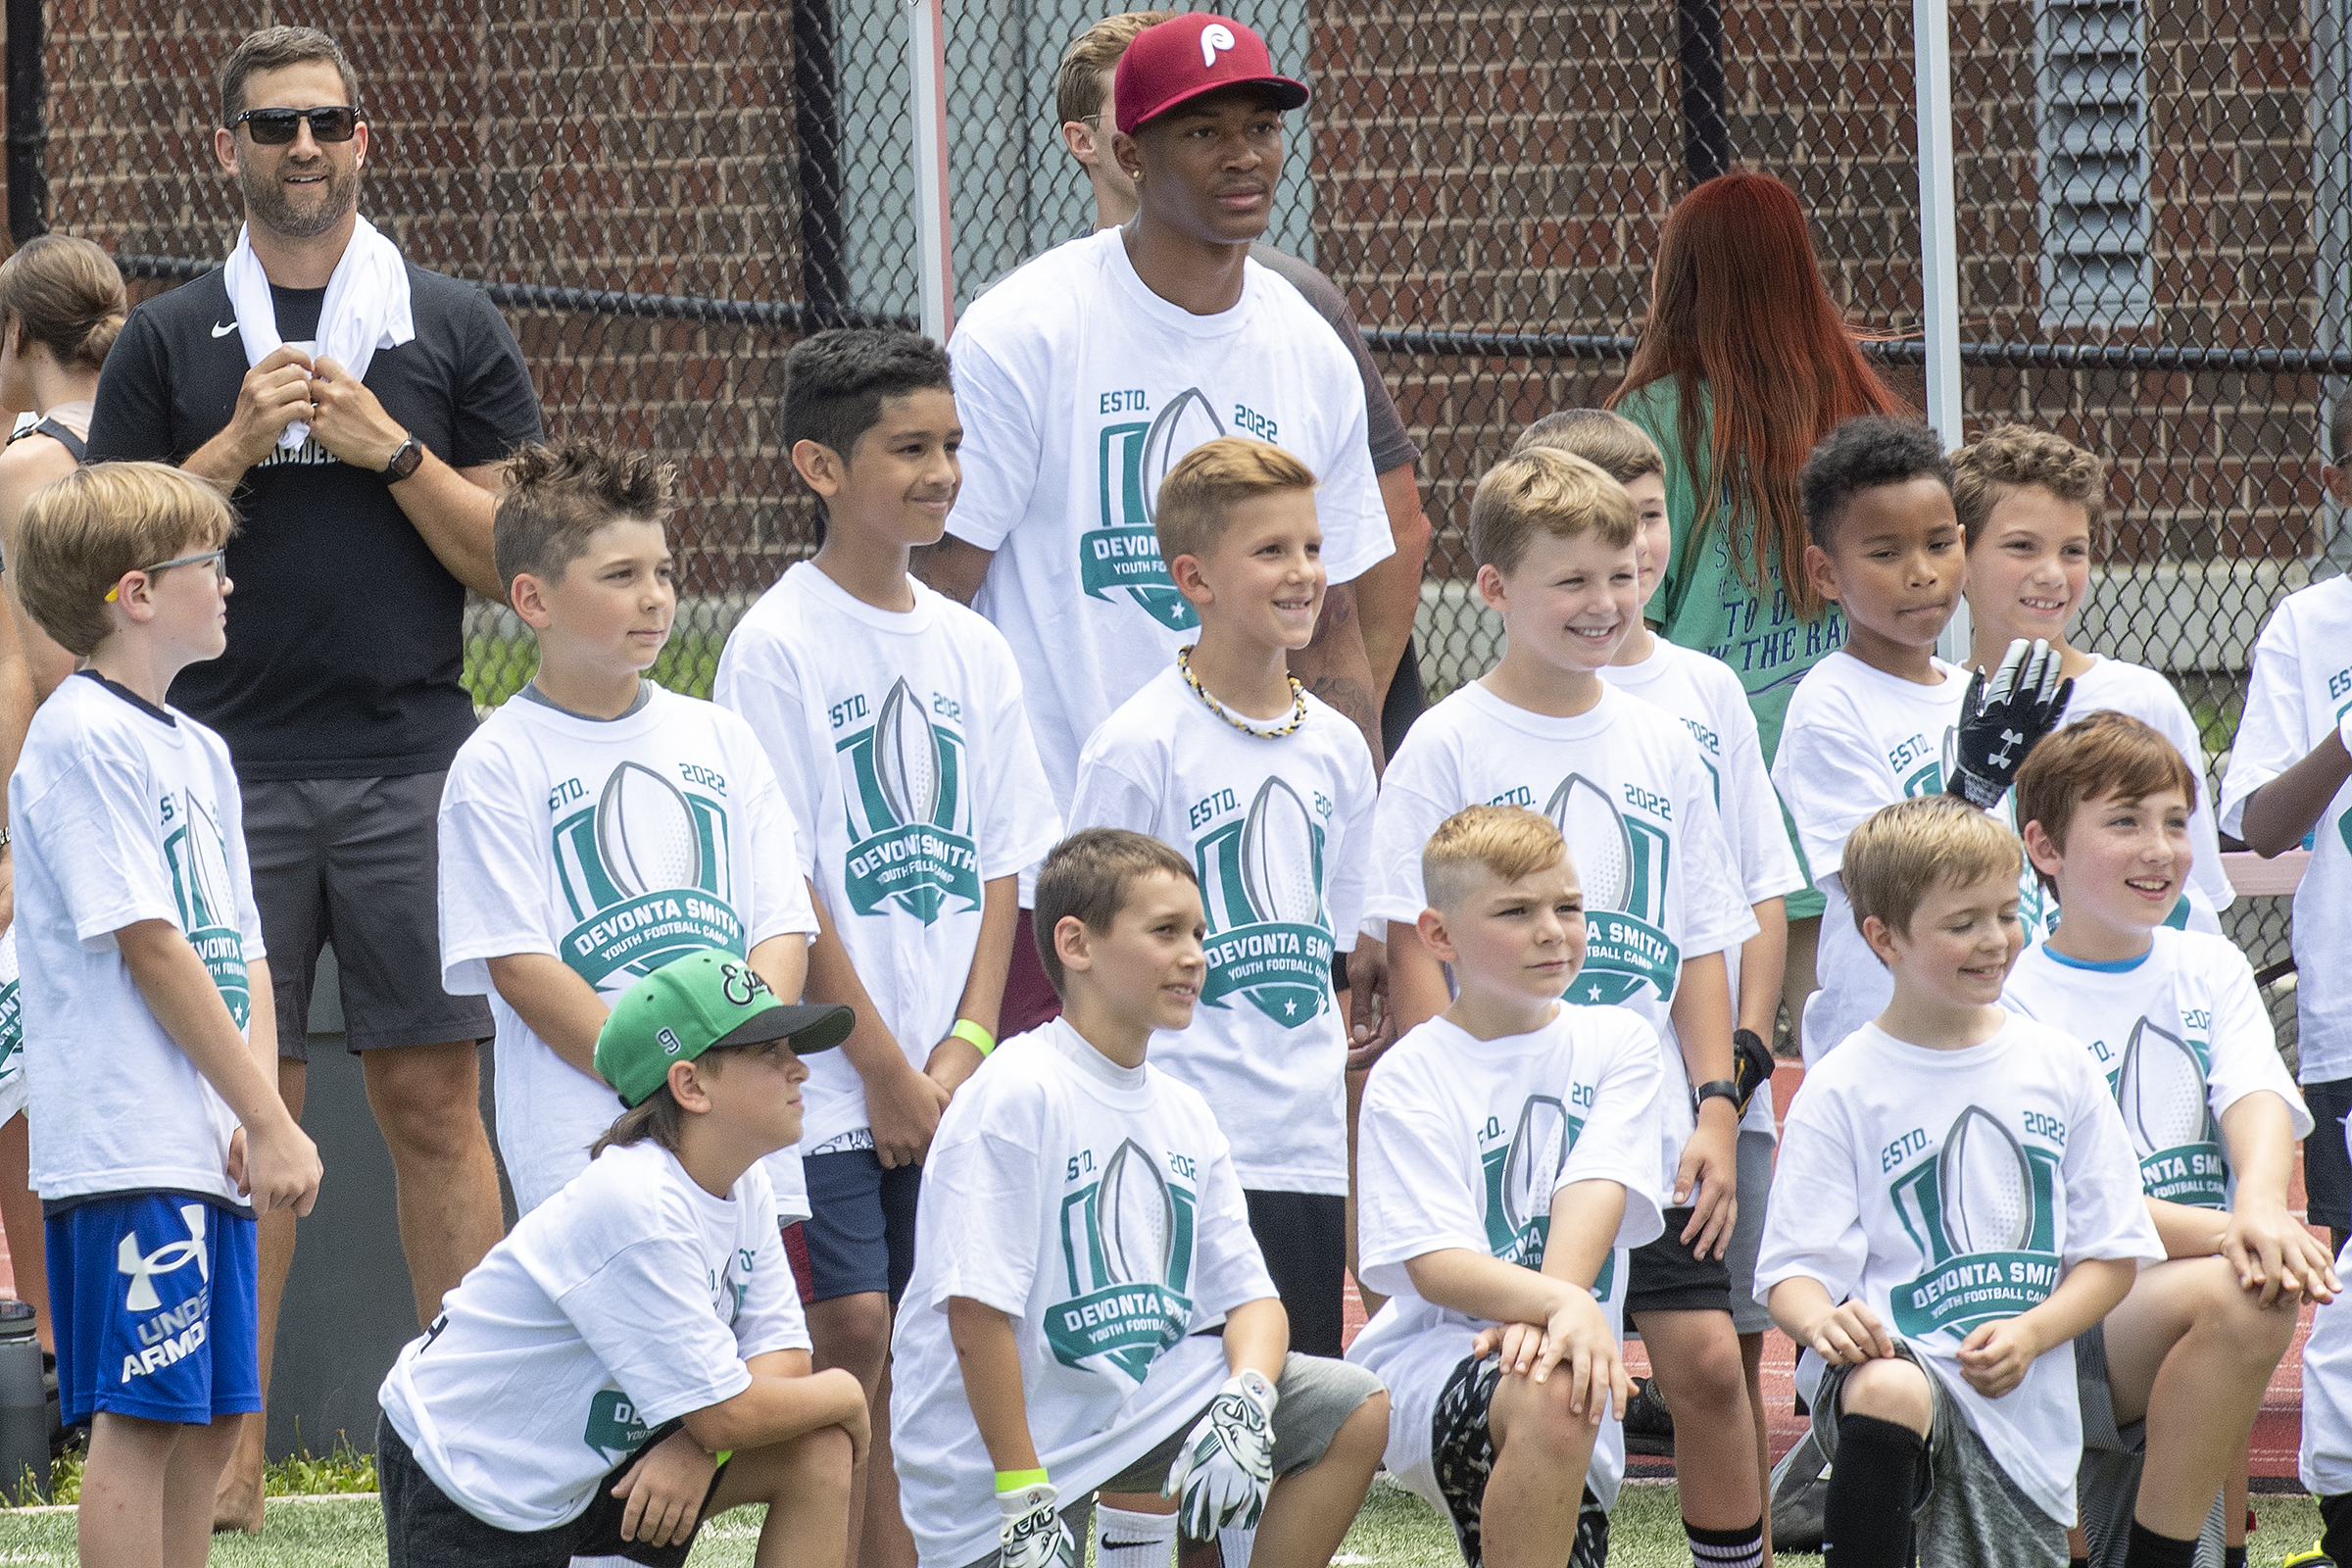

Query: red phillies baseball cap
left=1112, top=14, right=1309, bottom=136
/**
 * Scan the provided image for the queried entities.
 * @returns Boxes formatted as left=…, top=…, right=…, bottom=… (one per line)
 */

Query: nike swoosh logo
left=211, top=321, right=238, bottom=337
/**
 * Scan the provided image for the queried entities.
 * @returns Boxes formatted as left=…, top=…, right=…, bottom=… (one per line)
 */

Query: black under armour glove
left=1944, top=637, right=2074, bottom=809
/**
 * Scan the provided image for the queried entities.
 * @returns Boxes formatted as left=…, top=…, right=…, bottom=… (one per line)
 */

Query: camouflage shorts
left=1429, top=1352, right=1608, bottom=1568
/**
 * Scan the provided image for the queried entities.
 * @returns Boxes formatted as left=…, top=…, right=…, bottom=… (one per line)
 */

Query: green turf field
left=0, top=1480, right=2328, bottom=1566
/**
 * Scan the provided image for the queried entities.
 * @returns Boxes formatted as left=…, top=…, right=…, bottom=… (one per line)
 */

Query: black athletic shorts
left=1625, top=1205, right=1734, bottom=1317
left=2305, top=1077, right=2352, bottom=1235
left=378, top=1411, right=727, bottom=1568
left=1244, top=1189, right=1347, bottom=1357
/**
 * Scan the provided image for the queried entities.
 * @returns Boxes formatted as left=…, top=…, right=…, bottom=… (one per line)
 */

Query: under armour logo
left=1988, top=728, right=2026, bottom=767
left=117, top=1204, right=210, bottom=1312
left=1200, top=23, right=1235, bottom=68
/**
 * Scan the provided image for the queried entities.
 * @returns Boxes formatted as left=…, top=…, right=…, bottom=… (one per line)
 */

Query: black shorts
left=1624, top=1205, right=1734, bottom=1317
left=799, top=1149, right=921, bottom=1304
left=377, top=1411, right=727, bottom=1568
left=2306, top=1077, right=2352, bottom=1234
left=1428, top=1352, right=1608, bottom=1568
left=245, top=772, right=493, bottom=1059
left=1244, top=1189, right=1346, bottom=1358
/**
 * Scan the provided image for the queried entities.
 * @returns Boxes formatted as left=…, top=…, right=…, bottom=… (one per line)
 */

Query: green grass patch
left=0, top=1476, right=2327, bottom=1565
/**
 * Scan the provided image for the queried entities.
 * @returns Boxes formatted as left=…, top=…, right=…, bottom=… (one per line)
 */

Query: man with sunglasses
left=89, top=24, right=541, bottom=1533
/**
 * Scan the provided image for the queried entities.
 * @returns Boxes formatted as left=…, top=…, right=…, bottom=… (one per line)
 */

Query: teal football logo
left=1050, top=1138, right=1199, bottom=1382
left=835, top=676, right=983, bottom=926
left=163, top=793, right=251, bottom=1029
left=2114, top=1016, right=2226, bottom=1206
left=1544, top=773, right=1681, bottom=1010
left=1888, top=1104, right=2062, bottom=1337
left=1193, top=776, right=1336, bottom=1026
left=1079, top=388, right=1223, bottom=631
left=552, top=761, right=742, bottom=989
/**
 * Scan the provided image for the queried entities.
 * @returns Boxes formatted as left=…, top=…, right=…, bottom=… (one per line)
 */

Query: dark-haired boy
left=714, top=327, right=1059, bottom=1566
left=888, top=829, right=1389, bottom=1568
left=1758, top=796, right=2162, bottom=1568
left=2003, top=712, right=2329, bottom=1568
left=376, top=950, right=867, bottom=1568
left=1771, top=416, right=2067, bottom=1063
left=438, top=438, right=818, bottom=1215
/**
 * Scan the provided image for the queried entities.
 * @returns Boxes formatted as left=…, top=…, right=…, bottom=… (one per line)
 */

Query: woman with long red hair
left=1609, top=171, right=1909, bottom=1561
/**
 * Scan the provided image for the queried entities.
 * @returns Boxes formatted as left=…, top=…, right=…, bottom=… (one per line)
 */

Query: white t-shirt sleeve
left=1325, top=744, right=1379, bottom=956
left=940, top=330, right=1039, bottom=553
left=1185, top=1125, right=1279, bottom=1322
left=2218, top=610, right=2306, bottom=839
left=908, top=1120, right=1046, bottom=1319
left=713, top=633, right=824, bottom=882
left=215, top=754, right=269, bottom=963
left=2057, top=1074, right=2167, bottom=1268
left=1720, top=698, right=1806, bottom=903
left=1066, top=742, right=1165, bottom=839
left=1312, top=392, right=1394, bottom=587
left=729, top=1169, right=814, bottom=1361
left=737, top=743, right=819, bottom=946
left=437, top=759, right=558, bottom=996
left=2202, top=940, right=2313, bottom=1139
left=976, top=638, right=1064, bottom=878
left=1353, top=1081, right=1485, bottom=1298
left=1564, top=1021, right=1669, bottom=1250
left=1752, top=1088, right=1872, bottom=1305
left=1770, top=694, right=1893, bottom=881
left=39, top=743, right=179, bottom=947
left=1365, top=774, right=1453, bottom=929
left=557, top=1239, right=760, bottom=1431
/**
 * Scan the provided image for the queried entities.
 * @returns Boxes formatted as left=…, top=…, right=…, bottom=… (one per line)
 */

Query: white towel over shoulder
left=222, top=216, right=414, bottom=449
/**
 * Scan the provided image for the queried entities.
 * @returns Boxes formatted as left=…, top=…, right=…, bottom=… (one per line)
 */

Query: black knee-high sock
left=2324, top=1493, right=2352, bottom=1564
left=1822, top=1413, right=1923, bottom=1568
left=2122, top=1519, right=2196, bottom=1568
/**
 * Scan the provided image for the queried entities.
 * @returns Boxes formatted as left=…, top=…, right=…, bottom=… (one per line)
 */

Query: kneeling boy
left=1347, top=806, right=1664, bottom=1568
left=377, top=951, right=867, bottom=1567
left=1758, top=796, right=2162, bottom=1567
left=11, top=463, right=323, bottom=1563
left=889, top=829, right=1389, bottom=1568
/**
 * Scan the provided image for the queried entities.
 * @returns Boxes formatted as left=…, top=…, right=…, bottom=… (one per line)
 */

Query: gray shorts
left=1726, top=1128, right=1775, bottom=1335
left=955, top=1352, right=1382, bottom=1568
left=243, top=772, right=493, bottom=1059
left=1810, top=1344, right=2065, bottom=1568
left=2073, top=1321, right=2227, bottom=1568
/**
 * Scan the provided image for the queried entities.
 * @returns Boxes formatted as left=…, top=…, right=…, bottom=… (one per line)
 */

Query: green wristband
left=995, top=1467, right=1050, bottom=1493
left=953, top=1018, right=997, bottom=1056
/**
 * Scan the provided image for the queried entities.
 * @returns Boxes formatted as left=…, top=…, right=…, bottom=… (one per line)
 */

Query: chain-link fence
left=25, top=1, right=2334, bottom=1032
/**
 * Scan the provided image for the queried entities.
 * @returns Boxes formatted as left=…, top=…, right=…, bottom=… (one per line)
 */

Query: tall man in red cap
left=923, top=11, right=1393, bottom=1048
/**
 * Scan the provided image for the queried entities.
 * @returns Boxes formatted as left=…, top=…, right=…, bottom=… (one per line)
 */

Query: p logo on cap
left=1200, top=23, right=1235, bottom=68
left=1111, top=13, right=1309, bottom=135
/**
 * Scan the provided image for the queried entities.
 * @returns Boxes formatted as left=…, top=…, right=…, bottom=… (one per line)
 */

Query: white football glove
left=1162, top=1369, right=1278, bottom=1540
left=997, top=1479, right=1078, bottom=1568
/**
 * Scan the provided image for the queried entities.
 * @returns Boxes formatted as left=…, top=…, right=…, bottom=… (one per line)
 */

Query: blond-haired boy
left=1347, top=805, right=1663, bottom=1568
left=1070, top=435, right=1379, bottom=1361
left=1518, top=408, right=1807, bottom=1538
left=1758, top=796, right=2161, bottom=1567
left=1954, top=423, right=2233, bottom=942
left=2003, top=712, right=2328, bottom=1567
left=11, top=461, right=321, bottom=1563
left=1367, top=448, right=1767, bottom=1567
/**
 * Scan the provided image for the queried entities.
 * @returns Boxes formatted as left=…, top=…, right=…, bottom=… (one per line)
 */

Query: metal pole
left=792, top=0, right=848, bottom=318
left=5, top=0, right=47, bottom=245
left=906, top=0, right=954, bottom=341
left=1676, top=0, right=1729, bottom=186
left=1914, top=0, right=1969, bottom=661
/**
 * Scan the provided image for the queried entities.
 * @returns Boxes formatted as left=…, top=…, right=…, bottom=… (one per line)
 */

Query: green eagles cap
left=595, top=950, right=854, bottom=1109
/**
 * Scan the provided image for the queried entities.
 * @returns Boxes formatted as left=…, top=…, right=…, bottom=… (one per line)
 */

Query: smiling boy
left=437, top=438, right=818, bottom=1215
left=887, top=830, right=1389, bottom=1568
left=1954, top=425, right=2232, bottom=942
left=1758, top=796, right=2163, bottom=1568
left=1367, top=447, right=1766, bottom=1568
left=714, top=327, right=1059, bottom=1567
left=2002, top=713, right=2328, bottom=1568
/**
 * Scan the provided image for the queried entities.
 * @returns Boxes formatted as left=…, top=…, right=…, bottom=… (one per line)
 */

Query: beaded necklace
left=1176, top=645, right=1306, bottom=738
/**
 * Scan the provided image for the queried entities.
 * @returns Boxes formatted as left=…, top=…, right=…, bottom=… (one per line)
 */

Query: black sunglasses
left=231, top=106, right=363, bottom=145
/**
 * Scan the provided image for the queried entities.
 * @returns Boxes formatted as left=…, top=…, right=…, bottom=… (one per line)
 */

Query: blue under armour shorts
left=47, top=1192, right=260, bottom=1426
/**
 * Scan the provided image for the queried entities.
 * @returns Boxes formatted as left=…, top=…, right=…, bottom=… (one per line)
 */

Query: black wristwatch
left=383, top=435, right=424, bottom=482
left=1690, top=1079, right=1740, bottom=1113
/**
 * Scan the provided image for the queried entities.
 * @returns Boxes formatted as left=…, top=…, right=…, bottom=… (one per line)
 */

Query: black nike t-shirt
left=89, top=263, right=543, bottom=780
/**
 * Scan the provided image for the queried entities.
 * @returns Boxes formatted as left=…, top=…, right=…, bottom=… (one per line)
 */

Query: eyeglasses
left=231, top=106, right=363, bottom=145
left=105, top=549, right=228, bottom=602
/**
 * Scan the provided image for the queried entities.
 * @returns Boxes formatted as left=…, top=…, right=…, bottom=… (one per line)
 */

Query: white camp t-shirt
left=1367, top=681, right=1756, bottom=1191
left=946, top=229, right=1394, bottom=869
left=1068, top=665, right=1377, bottom=1194
left=714, top=564, right=1061, bottom=1153
left=0, top=929, right=24, bottom=1123
left=2304, top=1232, right=2352, bottom=1494
left=890, top=1022, right=1277, bottom=1568
left=2219, top=576, right=2352, bottom=1082
left=377, top=1141, right=808, bottom=1533
left=437, top=684, right=817, bottom=1214
left=1603, top=638, right=1808, bottom=1135
left=1347, top=1006, right=1665, bottom=1510
left=1771, top=652, right=1971, bottom=1064
left=13, top=673, right=265, bottom=1205
left=1755, top=1017, right=2163, bottom=1524
left=2001, top=929, right=2309, bottom=1207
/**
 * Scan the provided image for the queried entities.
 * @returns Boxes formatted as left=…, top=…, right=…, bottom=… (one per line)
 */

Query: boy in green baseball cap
left=376, top=951, right=861, bottom=1567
